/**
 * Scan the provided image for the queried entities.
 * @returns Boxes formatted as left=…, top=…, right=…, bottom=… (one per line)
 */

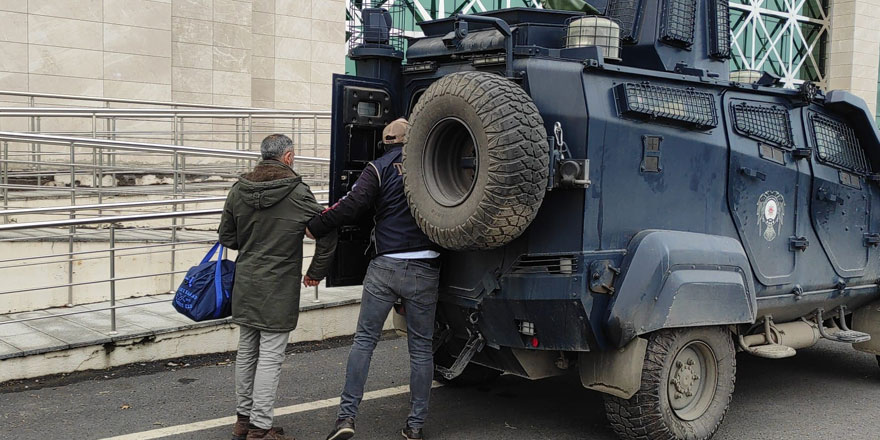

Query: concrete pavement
left=1, top=336, right=879, bottom=439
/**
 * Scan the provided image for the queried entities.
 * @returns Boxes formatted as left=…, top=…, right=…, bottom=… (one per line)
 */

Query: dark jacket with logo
left=307, top=145, right=438, bottom=255
left=218, top=160, right=337, bottom=332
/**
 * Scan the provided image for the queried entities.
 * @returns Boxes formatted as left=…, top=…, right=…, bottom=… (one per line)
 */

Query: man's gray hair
left=261, top=134, right=294, bottom=160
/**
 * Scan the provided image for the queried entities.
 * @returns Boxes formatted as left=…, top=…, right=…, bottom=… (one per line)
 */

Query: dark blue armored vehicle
left=329, top=1, right=880, bottom=439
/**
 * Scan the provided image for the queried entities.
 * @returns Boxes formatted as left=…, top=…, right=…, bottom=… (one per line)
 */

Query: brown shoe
left=232, top=413, right=250, bottom=440
left=246, top=426, right=295, bottom=440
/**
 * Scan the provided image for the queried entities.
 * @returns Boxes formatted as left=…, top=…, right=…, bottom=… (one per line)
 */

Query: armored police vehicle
left=328, top=1, right=880, bottom=439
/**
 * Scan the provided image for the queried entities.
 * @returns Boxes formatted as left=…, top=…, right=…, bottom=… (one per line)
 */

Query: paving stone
left=0, top=340, right=19, bottom=356
left=62, top=309, right=146, bottom=335
left=2, top=331, right=66, bottom=352
left=23, top=316, right=112, bottom=345
left=0, top=321, right=38, bottom=337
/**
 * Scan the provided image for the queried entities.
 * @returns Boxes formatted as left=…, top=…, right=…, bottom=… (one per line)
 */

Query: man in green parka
left=219, top=134, right=337, bottom=440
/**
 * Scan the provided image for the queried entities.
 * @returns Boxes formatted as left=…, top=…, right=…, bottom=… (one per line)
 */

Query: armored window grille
left=708, top=0, right=731, bottom=59
left=732, top=102, right=794, bottom=149
left=810, top=114, right=870, bottom=175
left=615, top=83, right=717, bottom=128
left=660, top=0, right=697, bottom=47
left=607, top=0, right=643, bottom=42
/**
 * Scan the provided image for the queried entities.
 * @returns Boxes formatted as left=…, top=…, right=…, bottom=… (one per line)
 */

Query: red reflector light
left=530, top=337, right=539, bottom=348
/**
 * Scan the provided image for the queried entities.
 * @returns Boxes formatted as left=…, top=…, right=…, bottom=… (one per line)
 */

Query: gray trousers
left=338, top=255, right=440, bottom=428
left=235, top=325, right=290, bottom=429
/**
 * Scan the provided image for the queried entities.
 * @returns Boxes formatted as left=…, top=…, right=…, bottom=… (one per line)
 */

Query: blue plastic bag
left=172, top=243, right=235, bottom=321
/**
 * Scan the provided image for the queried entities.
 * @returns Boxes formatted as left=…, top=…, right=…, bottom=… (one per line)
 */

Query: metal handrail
left=0, top=107, right=331, bottom=117
left=0, top=209, right=222, bottom=232
left=0, top=131, right=329, bottom=163
left=0, top=191, right=329, bottom=217
left=0, top=90, right=271, bottom=110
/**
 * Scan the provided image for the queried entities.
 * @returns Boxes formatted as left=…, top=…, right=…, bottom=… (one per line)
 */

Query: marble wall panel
left=252, top=11, right=274, bottom=35
left=173, top=66, right=213, bottom=93
left=104, top=52, right=172, bottom=85
left=214, top=0, right=251, bottom=26
left=252, top=55, right=274, bottom=79
left=172, top=42, right=213, bottom=69
left=172, top=0, right=213, bottom=21
left=172, top=17, right=213, bottom=45
left=275, top=14, right=311, bottom=39
left=275, top=58, right=309, bottom=82
left=0, top=0, right=27, bottom=13
left=212, top=70, right=250, bottom=96
left=0, top=72, right=27, bottom=91
left=28, top=0, right=102, bottom=22
left=29, top=45, right=104, bottom=79
left=30, top=74, right=103, bottom=96
left=0, top=41, right=27, bottom=72
left=214, top=22, right=252, bottom=49
left=29, top=15, right=104, bottom=48
left=275, top=0, right=307, bottom=17
left=253, top=33, right=274, bottom=57
left=104, top=0, right=172, bottom=30
left=213, top=46, right=251, bottom=73
left=275, top=37, right=309, bottom=61
left=104, top=23, right=172, bottom=57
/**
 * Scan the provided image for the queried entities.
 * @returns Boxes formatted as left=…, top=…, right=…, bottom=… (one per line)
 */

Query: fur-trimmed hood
left=236, top=160, right=302, bottom=209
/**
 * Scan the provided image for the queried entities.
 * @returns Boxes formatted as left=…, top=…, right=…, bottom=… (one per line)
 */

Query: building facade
left=0, top=0, right=345, bottom=110
left=0, top=0, right=876, bottom=121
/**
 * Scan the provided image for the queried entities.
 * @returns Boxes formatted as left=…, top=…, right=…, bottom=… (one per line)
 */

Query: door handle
left=739, top=167, right=766, bottom=181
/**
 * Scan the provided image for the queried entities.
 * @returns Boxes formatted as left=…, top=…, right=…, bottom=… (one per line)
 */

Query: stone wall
left=0, top=0, right=345, bottom=110
left=827, top=0, right=880, bottom=118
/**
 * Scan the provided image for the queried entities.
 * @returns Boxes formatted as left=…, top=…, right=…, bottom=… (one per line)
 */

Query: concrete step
left=0, top=284, right=379, bottom=383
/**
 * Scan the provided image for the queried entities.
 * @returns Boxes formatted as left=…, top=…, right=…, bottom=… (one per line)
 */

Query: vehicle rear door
left=803, top=108, right=874, bottom=279
left=326, top=74, right=398, bottom=286
left=725, top=94, right=808, bottom=286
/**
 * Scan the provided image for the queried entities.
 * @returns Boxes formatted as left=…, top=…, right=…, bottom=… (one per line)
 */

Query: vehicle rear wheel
left=604, top=327, right=736, bottom=440
left=403, top=71, right=550, bottom=250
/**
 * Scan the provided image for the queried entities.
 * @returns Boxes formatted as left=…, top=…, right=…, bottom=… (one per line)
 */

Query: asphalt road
left=1, top=336, right=878, bottom=440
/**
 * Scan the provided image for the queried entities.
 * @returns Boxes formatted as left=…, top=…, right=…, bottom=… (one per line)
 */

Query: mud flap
left=852, top=300, right=880, bottom=355
left=579, top=337, right=647, bottom=399
left=435, top=332, right=485, bottom=380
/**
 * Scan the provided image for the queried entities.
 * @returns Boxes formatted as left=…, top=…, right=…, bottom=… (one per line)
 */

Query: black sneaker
left=325, top=418, right=355, bottom=440
left=401, top=426, right=424, bottom=440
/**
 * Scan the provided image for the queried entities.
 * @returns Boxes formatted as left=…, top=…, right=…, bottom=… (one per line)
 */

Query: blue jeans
left=338, top=255, right=441, bottom=428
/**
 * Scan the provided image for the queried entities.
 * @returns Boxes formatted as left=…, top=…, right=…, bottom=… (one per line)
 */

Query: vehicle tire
left=434, top=344, right=502, bottom=387
left=604, top=327, right=736, bottom=440
left=403, top=71, right=550, bottom=250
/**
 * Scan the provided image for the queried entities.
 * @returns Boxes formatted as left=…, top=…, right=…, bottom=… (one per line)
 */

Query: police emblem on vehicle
left=757, top=191, right=784, bottom=242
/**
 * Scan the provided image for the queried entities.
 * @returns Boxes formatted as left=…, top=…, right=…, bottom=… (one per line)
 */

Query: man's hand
left=303, top=275, right=321, bottom=287
left=305, top=227, right=315, bottom=240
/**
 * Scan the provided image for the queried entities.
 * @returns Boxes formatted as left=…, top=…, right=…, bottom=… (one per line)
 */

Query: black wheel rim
left=422, top=117, right=479, bottom=207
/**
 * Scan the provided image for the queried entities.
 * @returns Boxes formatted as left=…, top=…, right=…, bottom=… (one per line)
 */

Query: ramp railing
left=0, top=132, right=330, bottom=322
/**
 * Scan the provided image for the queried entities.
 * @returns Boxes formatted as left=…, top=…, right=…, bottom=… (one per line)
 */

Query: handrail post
left=2, top=141, right=8, bottom=223
left=35, top=116, right=41, bottom=186
left=68, top=142, right=76, bottom=307
left=109, top=225, right=117, bottom=334
left=248, top=115, right=253, bottom=152
left=170, top=151, right=179, bottom=292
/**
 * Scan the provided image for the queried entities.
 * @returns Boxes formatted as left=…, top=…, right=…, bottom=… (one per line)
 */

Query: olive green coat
left=218, top=160, right=337, bottom=332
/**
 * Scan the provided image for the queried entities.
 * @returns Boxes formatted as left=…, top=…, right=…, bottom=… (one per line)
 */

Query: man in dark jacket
left=219, top=134, right=337, bottom=440
left=312, top=119, right=441, bottom=440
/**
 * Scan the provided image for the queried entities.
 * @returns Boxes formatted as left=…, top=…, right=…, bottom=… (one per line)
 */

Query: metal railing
left=0, top=131, right=331, bottom=329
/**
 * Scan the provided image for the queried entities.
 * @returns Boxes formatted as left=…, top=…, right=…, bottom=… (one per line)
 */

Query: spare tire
left=403, top=71, right=550, bottom=250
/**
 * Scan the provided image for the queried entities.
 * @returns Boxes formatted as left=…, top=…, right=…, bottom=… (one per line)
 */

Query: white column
left=827, top=0, right=880, bottom=117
